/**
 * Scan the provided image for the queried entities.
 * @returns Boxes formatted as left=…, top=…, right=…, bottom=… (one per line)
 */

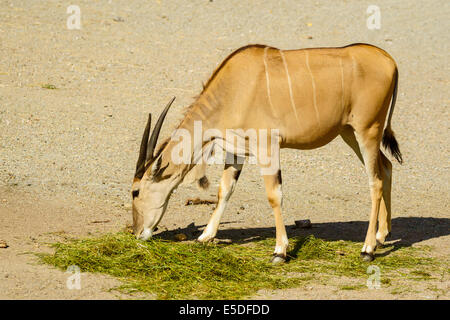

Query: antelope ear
left=150, top=156, right=163, bottom=177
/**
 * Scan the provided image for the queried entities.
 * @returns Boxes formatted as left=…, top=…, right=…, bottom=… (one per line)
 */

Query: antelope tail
left=382, top=67, right=403, bottom=164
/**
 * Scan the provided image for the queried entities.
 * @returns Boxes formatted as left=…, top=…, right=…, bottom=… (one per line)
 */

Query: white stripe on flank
left=279, top=50, right=300, bottom=124
left=339, top=57, right=345, bottom=110
left=263, top=47, right=275, bottom=112
left=305, top=51, right=320, bottom=125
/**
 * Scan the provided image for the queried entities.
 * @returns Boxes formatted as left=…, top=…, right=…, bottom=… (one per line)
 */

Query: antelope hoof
left=271, top=254, right=286, bottom=264
left=376, top=231, right=391, bottom=246
left=197, top=233, right=214, bottom=243
left=360, top=252, right=375, bottom=262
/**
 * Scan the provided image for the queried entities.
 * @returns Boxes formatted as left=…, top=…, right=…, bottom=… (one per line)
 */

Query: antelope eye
left=132, top=190, right=139, bottom=199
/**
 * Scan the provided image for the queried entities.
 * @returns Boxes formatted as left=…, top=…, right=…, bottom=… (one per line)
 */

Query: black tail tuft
left=382, top=128, right=403, bottom=164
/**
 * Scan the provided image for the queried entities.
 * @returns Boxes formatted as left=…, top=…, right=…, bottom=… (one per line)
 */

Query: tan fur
left=132, top=43, right=402, bottom=261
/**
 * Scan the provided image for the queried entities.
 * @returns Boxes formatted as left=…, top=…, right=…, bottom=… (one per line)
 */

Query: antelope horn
left=134, top=113, right=152, bottom=179
left=146, top=96, right=176, bottom=162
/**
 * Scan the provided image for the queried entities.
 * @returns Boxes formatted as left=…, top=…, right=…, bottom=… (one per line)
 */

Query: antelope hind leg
left=341, top=127, right=390, bottom=259
left=376, top=151, right=392, bottom=246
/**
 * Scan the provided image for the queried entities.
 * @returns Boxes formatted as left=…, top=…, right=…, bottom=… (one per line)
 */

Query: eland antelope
left=131, top=43, right=402, bottom=263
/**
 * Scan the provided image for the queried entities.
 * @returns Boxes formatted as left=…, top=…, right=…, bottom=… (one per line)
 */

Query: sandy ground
left=0, top=0, right=449, bottom=299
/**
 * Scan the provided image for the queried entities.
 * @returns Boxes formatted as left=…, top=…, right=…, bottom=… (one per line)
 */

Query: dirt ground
left=0, top=0, right=449, bottom=299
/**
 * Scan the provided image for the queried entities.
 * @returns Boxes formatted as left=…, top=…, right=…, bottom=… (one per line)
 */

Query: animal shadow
left=156, top=217, right=450, bottom=258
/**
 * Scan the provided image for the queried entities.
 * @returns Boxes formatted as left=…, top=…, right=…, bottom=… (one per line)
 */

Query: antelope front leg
left=197, top=161, right=243, bottom=242
left=263, top=170, right=288, bottom=264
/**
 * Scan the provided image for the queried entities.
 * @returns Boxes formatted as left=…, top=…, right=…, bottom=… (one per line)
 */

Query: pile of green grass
left=38, top=232, right=441, bottom=299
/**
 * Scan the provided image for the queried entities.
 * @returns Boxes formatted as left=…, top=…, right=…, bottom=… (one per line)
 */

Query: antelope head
left=131, top=97, right=179, bottom=240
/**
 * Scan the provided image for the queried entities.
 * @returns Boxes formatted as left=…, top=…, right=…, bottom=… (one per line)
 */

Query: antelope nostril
left=132, top=190, right=139, bottom=199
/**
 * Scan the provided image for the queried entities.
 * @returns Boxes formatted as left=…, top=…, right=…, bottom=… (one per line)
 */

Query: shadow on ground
left=155, top=217, right=450, bottom=258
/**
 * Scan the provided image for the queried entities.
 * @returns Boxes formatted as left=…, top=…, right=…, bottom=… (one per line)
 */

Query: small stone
left=0, top=240, right=8, bottom=248
left=174, top=233, right=187, bottom=241
left=294, top=219, right=312, bottom=229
